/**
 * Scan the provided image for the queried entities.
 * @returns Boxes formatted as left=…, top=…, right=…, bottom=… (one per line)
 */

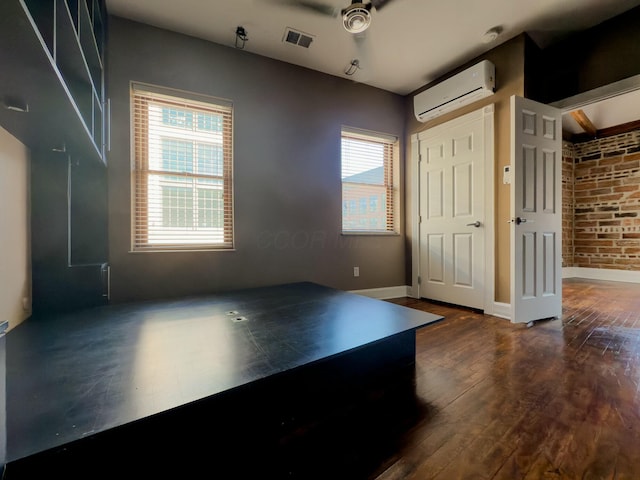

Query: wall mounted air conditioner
left=414, top=60, right=495, bottom=123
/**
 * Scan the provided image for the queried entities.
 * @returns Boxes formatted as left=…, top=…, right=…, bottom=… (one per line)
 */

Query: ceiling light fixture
left=481, top=26, right=502, bottom=44
left=342, top=3, right=372, bottom=34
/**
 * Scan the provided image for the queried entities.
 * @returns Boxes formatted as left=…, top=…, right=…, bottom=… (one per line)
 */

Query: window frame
left=340, top=126, right=399, bottom=235
left=130, top=82, right=234, bottom=252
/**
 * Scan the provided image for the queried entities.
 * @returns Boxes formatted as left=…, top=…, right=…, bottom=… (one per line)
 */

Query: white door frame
left=410, top=105, right=496, bottom=314
left=550, top=73, right=640, bottom=112
left=551, top=75, right=640, bottom=284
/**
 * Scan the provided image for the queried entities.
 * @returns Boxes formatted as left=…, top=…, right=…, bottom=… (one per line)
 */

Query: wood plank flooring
left=370, top=278, right=640, bottom=480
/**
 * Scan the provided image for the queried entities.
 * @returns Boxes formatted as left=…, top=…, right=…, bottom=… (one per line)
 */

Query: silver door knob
left=466, top=221, right=481, bottom=227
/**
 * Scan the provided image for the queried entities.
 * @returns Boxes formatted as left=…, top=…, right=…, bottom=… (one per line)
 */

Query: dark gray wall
left=107, top=17, right=406, bottom=303
left=1, top=326, right=4, bottom=477
left=530, top=5, right=640, bottom=104
left=30, top=149, right=108, bottom=313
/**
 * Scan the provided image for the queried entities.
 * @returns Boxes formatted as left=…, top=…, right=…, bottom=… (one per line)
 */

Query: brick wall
left=570, top=130, right=640, bottom=270
left=562, top=142, right=575, bottom=267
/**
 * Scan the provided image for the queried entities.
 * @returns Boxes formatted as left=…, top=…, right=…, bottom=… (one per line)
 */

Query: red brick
left=574, top=221, right=597, bottom=228
left=615, top=161, right=640, bottom=171
left=574, top=167, right=591, bottom=177
left=599, top=247, right=623, bottom=254
left=574, top=246, right=597, bottom=254
left=622, top=176, right=640, bottom=185
left=592, top=258, right=616, bottom=265
left=574, top=181, right=597, bottom=191
left=599, top=156, right=623, bottom=166
left=613, top=185, right=638, bottom=193
left=614, top=258, right=639, bottom=265
left=597, top=179, right=622, bottom=188
left=616, top=239, right=640, bottom=246
left=586, top=214, right=614, bottom=220
left=576, top=239, right=613, bottom=247
left=597, top=194, right=625, bottom=202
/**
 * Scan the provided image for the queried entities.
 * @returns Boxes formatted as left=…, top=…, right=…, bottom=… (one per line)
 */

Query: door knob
left=510, top=217, right=527, bottom=225
left=466, top=221, right=481, bottom=228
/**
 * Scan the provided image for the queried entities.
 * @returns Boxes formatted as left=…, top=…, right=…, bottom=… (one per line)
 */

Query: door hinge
left=417, top=276, right=421, bottom=285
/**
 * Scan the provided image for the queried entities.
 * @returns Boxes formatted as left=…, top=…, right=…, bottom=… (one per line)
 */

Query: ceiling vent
left=283, top=28, right=314, bottom=48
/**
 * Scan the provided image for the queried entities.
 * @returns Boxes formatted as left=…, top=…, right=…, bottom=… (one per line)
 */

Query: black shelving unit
left=0, top=0, right=106, bottom=165
left=0, top=0, right=109, bottom=312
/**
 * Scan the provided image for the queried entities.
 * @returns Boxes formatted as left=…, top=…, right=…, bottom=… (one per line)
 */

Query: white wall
left=0, top=126, right=30, bottom=330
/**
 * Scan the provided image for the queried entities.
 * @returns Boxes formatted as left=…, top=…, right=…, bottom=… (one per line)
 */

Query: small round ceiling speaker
left=342, top=4, right=372, bottom=33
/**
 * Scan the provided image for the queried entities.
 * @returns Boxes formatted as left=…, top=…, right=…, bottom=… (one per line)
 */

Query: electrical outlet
left=353, top=266, right=360, bottom=277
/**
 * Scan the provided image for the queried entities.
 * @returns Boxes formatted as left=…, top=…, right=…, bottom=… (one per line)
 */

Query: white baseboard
left=363, top=270, right=637, bottom=320
left=352, top=286, right=514, bottom=323
left=563, top=267, right=640, bottom=283
left=489, top=269, right=640, bottom=323
left=350, top=285, right=410, bottom=300
left=490, top=302, right=511, bottom=320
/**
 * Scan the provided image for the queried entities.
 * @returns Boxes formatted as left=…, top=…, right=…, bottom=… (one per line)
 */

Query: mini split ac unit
left=414, top=60, right=495, bottom=123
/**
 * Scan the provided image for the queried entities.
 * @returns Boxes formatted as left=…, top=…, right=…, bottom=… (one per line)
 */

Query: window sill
left=129, top=248, right=236, bottom=253
left=341, top=231, right=401, bottom=237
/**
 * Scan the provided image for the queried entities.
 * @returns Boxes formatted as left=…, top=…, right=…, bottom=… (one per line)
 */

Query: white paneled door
left=418, top=110, right=486, bottom=310
left=510, top=95, right=562, bottom=324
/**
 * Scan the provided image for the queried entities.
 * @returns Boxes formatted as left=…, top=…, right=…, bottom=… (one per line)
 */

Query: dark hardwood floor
left=370, top=278, right=640, bottom=480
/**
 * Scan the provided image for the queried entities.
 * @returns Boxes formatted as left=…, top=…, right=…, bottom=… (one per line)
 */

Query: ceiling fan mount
left=341, top=2, right=373, bottom=33
left=272, top=0, right=394, bottom=34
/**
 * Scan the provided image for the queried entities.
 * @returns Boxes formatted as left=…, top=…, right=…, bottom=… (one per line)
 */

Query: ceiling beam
left=570, top=109, right=598, bottom=137
left=597, top=119, right=640, bottom=138
left=569, top=118, right=640, bottom=144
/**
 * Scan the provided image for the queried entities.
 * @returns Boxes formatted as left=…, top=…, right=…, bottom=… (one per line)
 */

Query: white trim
left=410, top=134, right=420, bottom=298
left=563, top=267, right=640, bottom=284
left=410, top=105, right=496, bottom=310
left=341, top=125, right=399, bottom=143
left=550, top=74, right=640, bottom=112
left=490, top=302, right=511, bottom=320
left=491, top=269, right=640, bottom=322
left=349, top=285, right=410, bottom=300
left=351, top=284, right=514, bottom=320
left=482, top=105, right=496, bottom=314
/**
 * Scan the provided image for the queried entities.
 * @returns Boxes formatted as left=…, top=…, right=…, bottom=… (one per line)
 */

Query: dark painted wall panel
left=1, top=323, right=5, bottom=478
left=532, top=6, right=640, bottom=104
left=30, top=150, right=107, bottom=312
left=107, top=16, right=406, bottom=303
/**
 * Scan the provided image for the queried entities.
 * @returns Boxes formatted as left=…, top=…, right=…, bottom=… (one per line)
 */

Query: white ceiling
left=105, top=0, right=640, bottom=96
left=562, top=88, right=640, bottom=135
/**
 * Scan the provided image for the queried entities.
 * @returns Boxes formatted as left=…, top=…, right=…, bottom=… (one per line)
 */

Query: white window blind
left=131, top=84, right=233, bottom=251
left=341, top=128, right=397, bottom=233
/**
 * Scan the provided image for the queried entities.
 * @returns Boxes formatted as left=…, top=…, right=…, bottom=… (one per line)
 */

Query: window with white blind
left=131, top=83, right=233, bottom=251
left=341, top=128, right=398, bottom=234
